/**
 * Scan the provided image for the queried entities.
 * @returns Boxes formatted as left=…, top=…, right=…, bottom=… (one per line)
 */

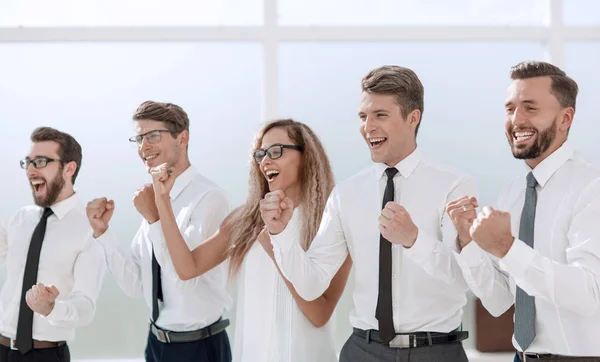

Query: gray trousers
left=339, top=333, right=469, bottom=362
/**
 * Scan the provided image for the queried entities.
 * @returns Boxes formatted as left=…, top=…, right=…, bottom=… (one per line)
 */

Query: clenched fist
left=150, top=163, right=174, bottom=198
left=86, top=197, right=115, bottom=238
left=379, top=202, right=419, bottom=248
left=470, top=206, right=514, bottom=258
left=259, top=190, right=294, bottom=235
left=446, top=195, right=479, bottom=250
left=133, top=184, right=159, bottom=223
left=25, top=283, right=59, bottom=317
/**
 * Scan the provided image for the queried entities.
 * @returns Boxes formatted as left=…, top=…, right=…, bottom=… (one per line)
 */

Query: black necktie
left=152, top=248, right=163, bottom=323
left=376, top=167, right=398, bottom=343
left=16, top=207, right=53, bottom=354
left=514, top=172, right=538, bottom=350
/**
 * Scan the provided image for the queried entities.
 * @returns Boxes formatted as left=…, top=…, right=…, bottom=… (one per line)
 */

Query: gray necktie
left=514, top=172, right=537, bottom=351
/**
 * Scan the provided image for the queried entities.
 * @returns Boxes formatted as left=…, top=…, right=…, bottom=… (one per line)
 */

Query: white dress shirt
left=0, top=193, right=106, bottom=342
left=271, top=149, right=476, bottom=333
left=233, top=207, right=337, bottom=362
left=457, top=142, right=600, bottom=356
left=96, top=165, right=232, bottom=331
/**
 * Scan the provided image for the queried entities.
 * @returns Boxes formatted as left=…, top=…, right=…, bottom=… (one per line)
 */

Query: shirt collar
left=374, top=148, right=421, bottom=180
left=170, top=165, right=198, bottom=200
left=529, top=141, right=574, bottom=188
left=48, top=192, right=81, bottom=220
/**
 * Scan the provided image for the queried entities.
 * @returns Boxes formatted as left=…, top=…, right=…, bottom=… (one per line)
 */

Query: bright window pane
left=0, top=0, right=263, bottom=26
left=563, top=0, right=600, bottom=25
left=0, top=42, right=262, bottom=357
left=278, top=0, right=547, bottom=26
left=565, top=42, right=600, bottom=163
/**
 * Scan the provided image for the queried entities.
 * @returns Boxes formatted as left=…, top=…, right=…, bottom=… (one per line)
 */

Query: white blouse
left=232, top=209, right=338, bottom=362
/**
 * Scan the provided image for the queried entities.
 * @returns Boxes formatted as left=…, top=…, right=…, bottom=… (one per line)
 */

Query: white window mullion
left=263, top=0, right=279, bottom=121
left=546, top=0, right=565, bottom=67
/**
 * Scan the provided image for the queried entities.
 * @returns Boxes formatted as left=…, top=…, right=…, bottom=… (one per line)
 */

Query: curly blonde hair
left=227, top=119, right=335, bottom=276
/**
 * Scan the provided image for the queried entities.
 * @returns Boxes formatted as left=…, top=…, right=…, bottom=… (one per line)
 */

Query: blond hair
left=227, top=119, right=335, bottom=276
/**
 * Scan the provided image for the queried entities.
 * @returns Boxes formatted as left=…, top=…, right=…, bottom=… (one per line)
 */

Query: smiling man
left=0, top=127, right=106, bottom=362
left=85, top=101, right=232, bottom=362
left=259, top=65, right=477, bottom=362
left=451, top=61, right=600, bottom=362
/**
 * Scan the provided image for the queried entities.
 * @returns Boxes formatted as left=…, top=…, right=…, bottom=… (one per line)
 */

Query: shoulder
left=569, top=152, right=600, bottom=182
left=335, top=166, right=376, bottom=192
left=6, top=205, right=41, bottom=227
left=189, top=174, right=230, bottom=207
left=417, top=155, right=473, bottom=184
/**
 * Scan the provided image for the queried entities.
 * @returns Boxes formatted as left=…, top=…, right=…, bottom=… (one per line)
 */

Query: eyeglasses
left=253, top=144, right=303, bottom=164
left=20, top=157, right=61, bottom=169
left=129, top=129, right=179, bottom=147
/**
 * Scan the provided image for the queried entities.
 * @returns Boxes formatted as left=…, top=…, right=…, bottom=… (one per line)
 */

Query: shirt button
left=392, top=274, right=396, bottom=279
left=392, top=302, right=396, bottom=308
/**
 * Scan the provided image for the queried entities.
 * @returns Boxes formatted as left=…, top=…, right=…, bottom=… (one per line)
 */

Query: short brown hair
left=509, top=61, right=578, bottom=111
left=30, top=127, right=82, bottom=184
left=133, top=101, right=190, bottom=134
left=361, top=65, right=425, bottom=135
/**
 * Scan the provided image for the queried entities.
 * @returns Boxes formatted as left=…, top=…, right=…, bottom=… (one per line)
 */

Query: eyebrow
left=504, top=99, right=538, bottom=108
left=258, top=143, right=280, bottom=149
left=358, top=109, right=391, bottom=116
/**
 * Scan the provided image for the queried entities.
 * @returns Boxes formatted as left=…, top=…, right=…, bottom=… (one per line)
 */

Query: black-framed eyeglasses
left=20, top=157, right=61, bottom=170
left=129, top=129, right=179, bottom=147
left=253, top=143, right=303, bottom=164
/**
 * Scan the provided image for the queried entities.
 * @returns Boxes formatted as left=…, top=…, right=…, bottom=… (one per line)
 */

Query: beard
left=507, top=119, right=557, bottom=160
left=31, top=169, right=65, bottom=207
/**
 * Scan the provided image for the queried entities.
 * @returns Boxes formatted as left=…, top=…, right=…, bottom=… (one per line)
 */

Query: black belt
left=353, top=327, right=468, bottom=348
left=518, top=351, right=552, bottom=360
left=150, top=318, right=229, bottom=344
left=0, top=334, right=66, bottom=350
left=517, top=351, right=596, bottom=361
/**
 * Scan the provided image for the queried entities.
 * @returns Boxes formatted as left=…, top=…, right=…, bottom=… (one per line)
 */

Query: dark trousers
left=339, top=333, right=468, bottom=362
left=0, top=344, right=69, bottom=362
left=145, top=329, right=231, bottom=362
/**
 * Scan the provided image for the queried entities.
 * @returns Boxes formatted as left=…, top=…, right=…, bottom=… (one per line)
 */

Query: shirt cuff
left=43, top=301, right=68, bottom=324
left=94, top=228, right=119, bottom=258
left=147, top=220, right=165, bottom=247
left=402, top=230, right=436, bottom=262
left=269, top=210, right=302, bottom=256
left=457, top=241, right=488, bottom=267
left=499, top=238, right=536, bottom=279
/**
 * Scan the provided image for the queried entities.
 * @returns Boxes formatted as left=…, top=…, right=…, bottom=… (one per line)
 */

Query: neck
left=524, top=139, right=566, bottom=169
left=53, top=186, right=75, bottom=206
left=283, top=185, right=302, bottom=209
left=168, top=157, right=191, bottom=179
left=385, top=143, right=417, bottom=167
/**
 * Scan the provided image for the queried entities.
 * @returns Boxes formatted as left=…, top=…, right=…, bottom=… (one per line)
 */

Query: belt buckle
left=389, top=334, right=415, bottom=348
left=156, top=329, right=171, bottom=343
left=9, top=338, right=17, bottom=351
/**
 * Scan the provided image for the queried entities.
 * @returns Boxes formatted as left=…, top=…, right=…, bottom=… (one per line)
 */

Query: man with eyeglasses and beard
left=0, top=127, right=106, bottom=362
left=86, top=101, right=232, bottom=362
left=448, top=61, right=600, bottom=361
